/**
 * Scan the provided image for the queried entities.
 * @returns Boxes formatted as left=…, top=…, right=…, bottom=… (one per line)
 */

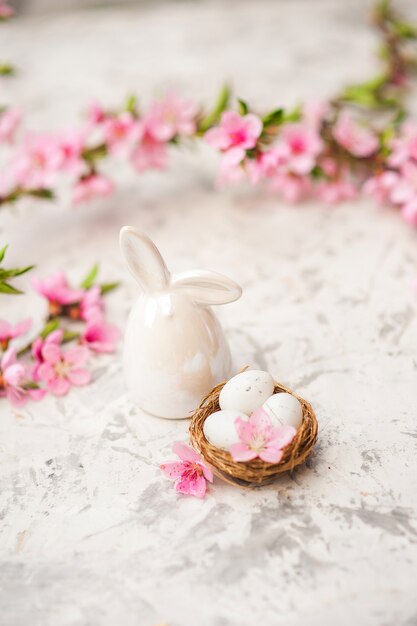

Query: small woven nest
left=189, top=378, right=318, bottom=487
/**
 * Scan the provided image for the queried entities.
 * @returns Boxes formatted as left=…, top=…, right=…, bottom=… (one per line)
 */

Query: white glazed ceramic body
left=120, top=226, right=242, bottom=419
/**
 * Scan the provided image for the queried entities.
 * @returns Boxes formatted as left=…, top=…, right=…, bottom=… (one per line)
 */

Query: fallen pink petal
left=160, top=442, right=213, bottom=498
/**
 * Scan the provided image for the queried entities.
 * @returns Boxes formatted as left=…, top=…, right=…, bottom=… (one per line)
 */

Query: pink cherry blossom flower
left=390, top=161, right=417, bottom=207
left=31, top=328, right=64, bottom=381
left=246, top=148, right=285, bottom=185
left=269, top=171, right=312, bottom=202
left=11, top=134, right=60, bottom=189
left=0, top=108, right=22, bottom=143
left=53, top=130, right=85, bottom=175
left=315, top=177, right=357, bottom=204
left=103, top=112, right=137, bottom=154
left=362, top=170, right=400, bottom=205
left=276, top=123, right=323, bottom=175
left=401, top=198, right=417, bottom=226
left=33, top=272, right=85, bottom=311
left=217, top=147, right=247, bottom=186
left=82, top=319, right=119, bottom=353
left=0, top=348, right=45, bottom=407
left=230, top=408, right=296, bottom=463
left=80, top=286, right=105, bottom=322
left=0, top=166, right=17, bottom=197
left=130, top=130, right=168, bottom=172
left=145, top=92, right=197, bottom=142
left=0, top=318, right=32, bottom=350
left=388, top=122, right=417, bottom=168
left=87, top=101, right=107, bottom=126
left=72, top=174, right=114, bottom=205
left=38, top=344, right=91, bottom=396
left=160, top=441, right=213, bottom=498
left=333, top=112, right=379, bottom=158
left=303, top=100, right=329, bottom=130
left=0, top=1, right=13, bottom=18
left=205, top=111, right=263, bottom=158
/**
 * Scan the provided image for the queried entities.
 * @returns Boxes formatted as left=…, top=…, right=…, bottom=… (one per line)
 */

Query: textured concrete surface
left=1, top=1, right=417, bottom=625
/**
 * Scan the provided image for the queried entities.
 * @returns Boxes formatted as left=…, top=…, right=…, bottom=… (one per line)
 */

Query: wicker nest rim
left=189, top=378, right=318, bottom=486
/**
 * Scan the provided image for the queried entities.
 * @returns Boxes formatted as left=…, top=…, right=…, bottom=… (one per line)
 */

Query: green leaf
left=0, top=264, right=35, bottom=280
left=40, top=319, right=60, bottom=339
left=262, top=108, right=284, bottom=127
left=392, top=20, right=417, bottom=40
left=0, top=281, right=22, bottom=295
left=199, top=84, right=230, bottom=133
left=283, top=106, right=302, bottom=123
left=125, top=94, right=138, bottom=114
left=0, top=62, right=15, bottom=76
left=393, top=108, right=407, bottom=125
left=62, top=330, right=80, bottom=343
left=0, top=244, right=7, bottom=264
left=24, top=382, right=41, bottom=390
left=310, top=165, right=327, bottom=180
left=26, top=188, right=54, bottom=200
left=237, top=98, right=249, bottom=116
left=82, top=143, right=108, bottom=164
left=81, top=263, right=99, bottom=289
left=100, top=281, right=119, bottom=295
left=245, top=148, right=257, bottom=160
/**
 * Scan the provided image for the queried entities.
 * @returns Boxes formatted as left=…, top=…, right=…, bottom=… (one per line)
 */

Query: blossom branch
left=0, top=1, right=416, bottom=225
left=0, top=264, right=120, bottom=406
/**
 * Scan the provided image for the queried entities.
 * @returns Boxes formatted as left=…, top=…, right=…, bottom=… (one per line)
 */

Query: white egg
left=262, top=392, right=303, bottom=429
left=203, top=410, right=249, bottom=449
left=219, top=369, right=275, bottom=415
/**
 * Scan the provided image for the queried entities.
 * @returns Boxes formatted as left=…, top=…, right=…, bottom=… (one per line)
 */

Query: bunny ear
left=119, top=226, right=170, bottom=292
left=170, top=270, right=242, bottom=305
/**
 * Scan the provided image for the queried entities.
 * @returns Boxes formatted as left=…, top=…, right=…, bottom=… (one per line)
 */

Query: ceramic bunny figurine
left=120, top=226, right=242, bottom=419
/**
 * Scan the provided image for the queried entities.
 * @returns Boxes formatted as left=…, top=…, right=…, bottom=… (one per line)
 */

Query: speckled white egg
left=203, top=410, right=249, bottom=449
left=219, top=370, right=275, bottom=415
left=262, top=392, right=303, bottom=429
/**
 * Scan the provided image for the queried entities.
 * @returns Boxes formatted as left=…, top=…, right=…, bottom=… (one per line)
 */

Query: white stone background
left=1, top=1, right=417, bottom=625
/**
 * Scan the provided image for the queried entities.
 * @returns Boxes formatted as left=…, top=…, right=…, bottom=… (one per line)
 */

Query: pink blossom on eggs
left=160, top=441, right=213, bottom=498
left=38, top=344, right=91, bottom=396
left=333, top=112, right=379, bottom=158
left=230, top=407, right=296, bottom=464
